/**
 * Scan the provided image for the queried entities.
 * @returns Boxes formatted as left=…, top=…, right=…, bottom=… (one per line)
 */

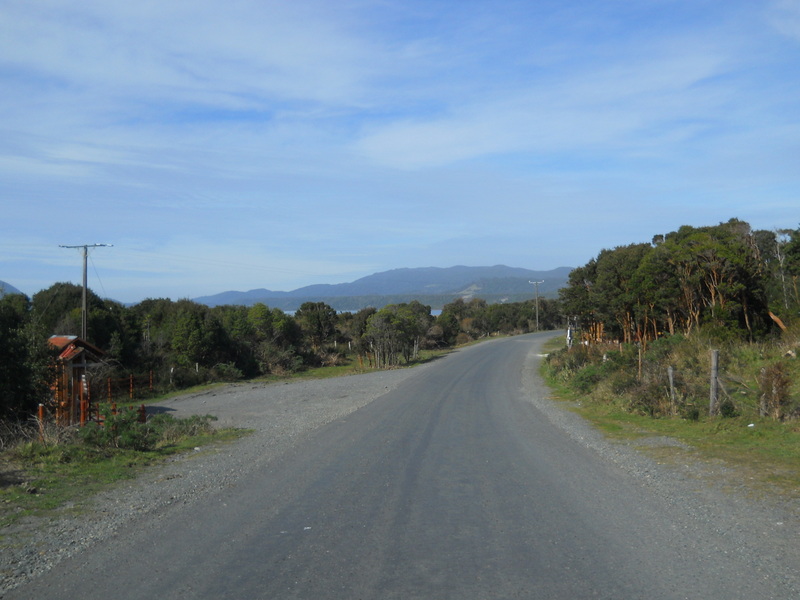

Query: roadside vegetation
left=546, top=218, right=800, bottom=498
left=0, top=410, right=244, bottom=528
left=0, top=291, right=561, bottom=422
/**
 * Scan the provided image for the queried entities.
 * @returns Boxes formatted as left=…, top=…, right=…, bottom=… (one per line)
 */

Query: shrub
left=570, top=363, right=604, bottom=394
left=627, top=381, right=670, bottom=417
left=681, top=405, right=701, bottom=421
left=79, top=407, right=156, bottom=451
left=759, top=362, right=791, bottom=420
left=718, top=398, right=740, bottom=418
left=609, top=372, right=638, bottom=395
left=210, top=363, right=243, bottom=381
left=147, top=413, right=216, bottom=446
left=79, top=409, right=218, bottom=451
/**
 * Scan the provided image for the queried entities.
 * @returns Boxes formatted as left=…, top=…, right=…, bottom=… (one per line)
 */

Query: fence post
left=668, top=365, right=676, bottom=414
left=709, top=349, right=720, bottom=416
left=129, top=374, right=134, bottom=400
left=38, top=404, right=45, bottom=442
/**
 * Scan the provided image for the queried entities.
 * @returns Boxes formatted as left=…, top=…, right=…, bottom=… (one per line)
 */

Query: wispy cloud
left=1, top=0, right=798, bottom=301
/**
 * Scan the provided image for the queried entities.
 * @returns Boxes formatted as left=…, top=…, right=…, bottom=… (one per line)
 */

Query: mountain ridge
left=0, top=280, right=23, bottom=297
left=193, top=265, right=572, bottom=310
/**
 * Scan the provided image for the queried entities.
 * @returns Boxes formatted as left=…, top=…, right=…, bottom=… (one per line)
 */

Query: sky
left=1, top=0, right=799, bottom=304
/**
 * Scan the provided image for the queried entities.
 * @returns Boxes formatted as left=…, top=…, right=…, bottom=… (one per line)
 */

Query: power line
left=59, top=243, right=112, bottom=340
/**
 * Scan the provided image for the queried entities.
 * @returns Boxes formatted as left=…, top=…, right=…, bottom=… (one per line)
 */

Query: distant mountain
left=194, top=265, right=572, bottom=311
left=0, top=280, right=23, bottom=297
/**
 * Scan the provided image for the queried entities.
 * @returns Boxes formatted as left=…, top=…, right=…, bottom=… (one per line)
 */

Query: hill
left=0, top=281, right=23, bottom=298
left=194, top=265, right=572, bottom=311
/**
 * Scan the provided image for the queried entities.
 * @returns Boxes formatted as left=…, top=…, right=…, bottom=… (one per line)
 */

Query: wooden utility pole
left=59, top=243, right=112, bottom=340
left=529, top=280, right=544, bottom=331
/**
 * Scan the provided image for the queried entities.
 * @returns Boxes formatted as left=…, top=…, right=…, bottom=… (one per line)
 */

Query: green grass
left=0, top=423, right=247, bottom=530
left=539, top=338, right=800, bottom=502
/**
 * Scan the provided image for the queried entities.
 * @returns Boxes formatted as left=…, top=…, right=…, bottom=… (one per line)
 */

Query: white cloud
left=768, top=0, right=800, bottom=41
left=1, top=1, right=798, bottom=301
left=354, top=41, right=732, bottom=169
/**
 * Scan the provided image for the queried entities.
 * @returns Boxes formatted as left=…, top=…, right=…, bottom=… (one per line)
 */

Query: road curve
left=7, top=332, right=798, bottom=599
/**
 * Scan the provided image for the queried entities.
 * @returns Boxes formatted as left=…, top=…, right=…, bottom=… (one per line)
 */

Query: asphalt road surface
left=8, top=333, right=797, bottom=599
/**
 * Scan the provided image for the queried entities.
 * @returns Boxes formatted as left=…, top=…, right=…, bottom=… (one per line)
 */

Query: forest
left=559, top=219, right=800, bottom=344
left=0, top=285, right=560, bottom=421
left=552, top=219, right=800, bottom=422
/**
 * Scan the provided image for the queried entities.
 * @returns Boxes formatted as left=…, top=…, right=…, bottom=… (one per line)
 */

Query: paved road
left=8, top=333, right=797, bottom=599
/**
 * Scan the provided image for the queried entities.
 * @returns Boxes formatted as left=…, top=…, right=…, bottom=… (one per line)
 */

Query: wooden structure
left=48, top=335, right=105, bottom=426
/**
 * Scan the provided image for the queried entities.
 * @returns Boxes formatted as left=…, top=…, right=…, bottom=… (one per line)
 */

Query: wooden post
left=79, top=374, right=87, bottom=426
left=637, top=344, right=643, bottom=381
left=38, top=404, right=45, bottom=442
left=668, top=365, right=676, bottom=414
left=129, top=374, right=134, bottom=400
left=709, top=350, right=720, bottom=416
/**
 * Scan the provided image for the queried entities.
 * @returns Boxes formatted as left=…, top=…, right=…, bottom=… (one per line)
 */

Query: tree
left=560, top=219, right=776, bottom=343
left=365, top=302, right=432, bottom=367
left=559, top=260, right=599, bottom=338
left=246, top=303, right=303, bottom=374
left=0, top=294, right=54, bottom=420
left=782, top=226, right=800, bottom=315
left=593, top=244, right=650, bottom=343
left=295, top=302, right=337, bottom=352
left=31, top=282, right=104, bottom=338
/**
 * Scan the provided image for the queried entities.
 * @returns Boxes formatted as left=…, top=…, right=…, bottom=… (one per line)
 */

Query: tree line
left=0, top=284, right=560, bottom=421
left=559, top=219, right=800, bottom=345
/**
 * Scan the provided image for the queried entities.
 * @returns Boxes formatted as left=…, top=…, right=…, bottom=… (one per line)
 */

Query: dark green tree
left=295, top=302, right=338, bottom=352
left=0, top=294, right=54, bottom=420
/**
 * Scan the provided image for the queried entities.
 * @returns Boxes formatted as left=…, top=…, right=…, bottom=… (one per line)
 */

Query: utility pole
left=59, top=243, right=112, bottom=340
left=529, top=280, right=544, bottom=331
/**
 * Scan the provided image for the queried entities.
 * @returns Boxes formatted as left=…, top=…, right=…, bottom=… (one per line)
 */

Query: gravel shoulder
left=1, top=365, right=427, bottom=595
left=2, top=341, right=799, bottom=596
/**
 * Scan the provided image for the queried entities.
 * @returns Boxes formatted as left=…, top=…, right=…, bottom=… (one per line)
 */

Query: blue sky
left=1, top=0, right=798, bottom=303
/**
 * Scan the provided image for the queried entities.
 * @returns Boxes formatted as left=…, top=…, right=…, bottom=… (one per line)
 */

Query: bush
left=210, top=362, right=243, bottom=381
left=147, top=413, right=216, bottom=445
left=681, top=405, right=701, bottom=421
left=627, top=381, right=670, bottom=417
left=759, top=362, right=791, bottom=420
left=570, top=363, right=604, bottom=394
left=79, top=407, right=155, bottom=451
left=718, top=399, right=740, bottom=418
left=608, top=372, right=638, bottom=395
left=79, top=409, right=218, bottom=451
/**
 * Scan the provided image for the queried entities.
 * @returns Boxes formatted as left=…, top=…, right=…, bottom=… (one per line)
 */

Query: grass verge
left=539, top=335, right=800, bottom=503
left=0, top=416, right=248, bottom=530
